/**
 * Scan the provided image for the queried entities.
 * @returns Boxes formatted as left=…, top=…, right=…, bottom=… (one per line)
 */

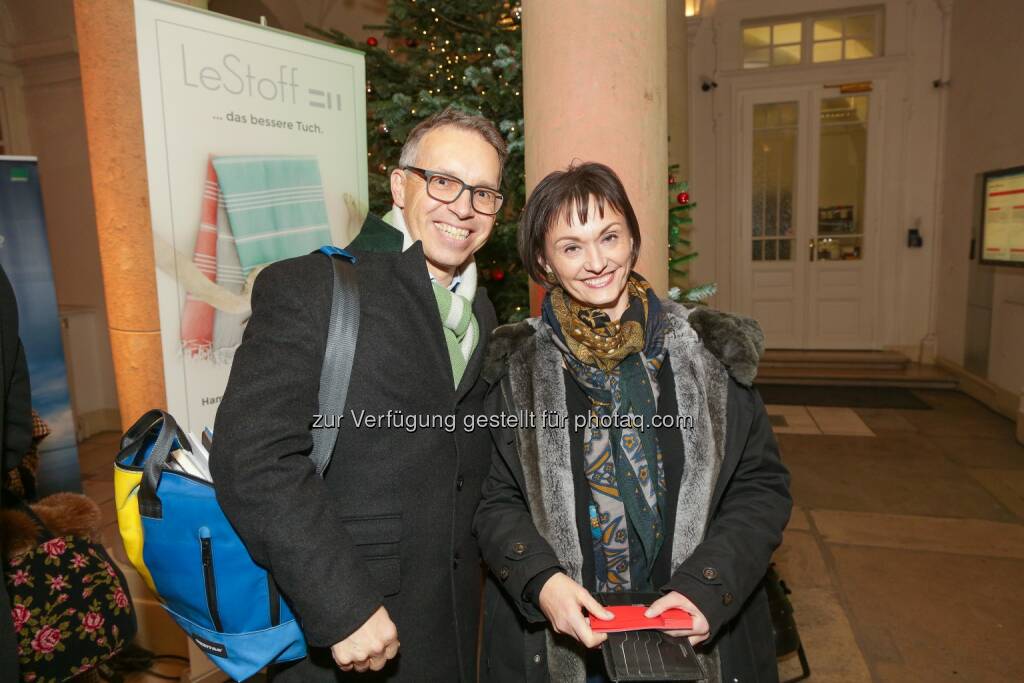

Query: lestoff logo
left=179, top=45, right=344, bottom=110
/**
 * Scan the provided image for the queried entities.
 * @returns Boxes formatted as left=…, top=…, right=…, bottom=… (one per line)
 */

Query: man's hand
left=330, top=606, right=400, bottom=672
left=645, top=592, right=710, bottom=646
left=537, top=573, right=614, bottom=648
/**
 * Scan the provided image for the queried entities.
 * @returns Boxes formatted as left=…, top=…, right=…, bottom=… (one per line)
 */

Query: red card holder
left=589, top=605, right=693, bottom=632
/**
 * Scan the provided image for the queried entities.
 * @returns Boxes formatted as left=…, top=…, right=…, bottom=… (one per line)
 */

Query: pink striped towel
left=179, top=159, right=219, bottom=355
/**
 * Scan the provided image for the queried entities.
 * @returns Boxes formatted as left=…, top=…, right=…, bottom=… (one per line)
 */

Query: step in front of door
left=761, top=350, right=909, bottom=371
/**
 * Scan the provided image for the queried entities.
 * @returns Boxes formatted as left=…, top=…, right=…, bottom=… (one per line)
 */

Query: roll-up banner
left=0, top=156, right=80, bottom=495
left=134, top=0, right=367, bottom=434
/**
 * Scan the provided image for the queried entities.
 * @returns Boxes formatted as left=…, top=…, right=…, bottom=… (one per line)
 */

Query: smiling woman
left=518, top=162, right=642, bottom=312
left=542, top=197, right=635, bottom=320
left=476, top=161, right=791, bottom=683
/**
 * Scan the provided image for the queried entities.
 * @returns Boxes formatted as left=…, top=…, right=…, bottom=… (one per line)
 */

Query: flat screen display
left=980, top=165, right=1024, bottom=266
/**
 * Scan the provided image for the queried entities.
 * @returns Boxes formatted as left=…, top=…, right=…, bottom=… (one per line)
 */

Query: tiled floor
left=75, top=388, right=1024, bottom=682
left=771, top=389, right=1024, bottom=682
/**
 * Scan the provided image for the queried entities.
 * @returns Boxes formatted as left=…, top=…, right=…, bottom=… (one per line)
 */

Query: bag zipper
left=199, top=528, right=223, bottom=632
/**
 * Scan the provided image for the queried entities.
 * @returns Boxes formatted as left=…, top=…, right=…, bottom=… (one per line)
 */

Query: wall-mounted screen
left=980, top=165, right=1024, bottom=266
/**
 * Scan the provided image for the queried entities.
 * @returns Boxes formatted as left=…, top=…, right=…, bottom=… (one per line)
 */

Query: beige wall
left=937, top=0, right=1024, bottom=399
left=0, top=2, right=93, bottom=311
left=0, top=0, right=120, bottom=435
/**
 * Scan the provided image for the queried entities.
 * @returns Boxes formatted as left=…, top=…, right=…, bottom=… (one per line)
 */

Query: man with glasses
left=212, top=108, right=505, bottom=681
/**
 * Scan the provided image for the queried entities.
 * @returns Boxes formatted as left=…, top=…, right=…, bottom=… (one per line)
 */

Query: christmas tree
left=667, top=164, right=716, bottom=303
left=313, top=1, right=529, bottom=322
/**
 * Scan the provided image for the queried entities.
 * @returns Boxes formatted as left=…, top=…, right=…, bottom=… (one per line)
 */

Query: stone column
left=667, top=0, right=689, bottom=175
left=73, top=0, right=165, bottom=428
left=523, top=0, right=668, bottom=312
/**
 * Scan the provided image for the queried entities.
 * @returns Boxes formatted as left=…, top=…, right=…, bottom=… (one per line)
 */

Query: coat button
left=456, top=475, right=464, bottom=491
left=499, top=566, right=510, bottom=580
left=702, top=567, right=718, bottom=581
left=513, top=542, right=527, bottom=555
left=722, top=592, right=734, bottom=606
left=533, top=653, right=542, bottom=664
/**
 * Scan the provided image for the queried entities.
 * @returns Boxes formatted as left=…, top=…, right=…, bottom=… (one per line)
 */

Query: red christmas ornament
left=367, top=36, right=378, bottom=47
left=668, top=175, right=677, bottom=185
left=405, top=38, right=419, bottom=48
left=676, top=192, right=690, bottom=205
left=492, top=268, right=506, bottom=282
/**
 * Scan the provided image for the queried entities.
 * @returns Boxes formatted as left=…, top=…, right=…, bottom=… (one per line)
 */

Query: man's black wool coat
left=211, top=217, right=498, bottom=682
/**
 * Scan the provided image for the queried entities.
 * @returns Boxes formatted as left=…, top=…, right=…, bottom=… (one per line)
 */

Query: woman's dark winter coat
left=473, top=301, right=791, bottom=683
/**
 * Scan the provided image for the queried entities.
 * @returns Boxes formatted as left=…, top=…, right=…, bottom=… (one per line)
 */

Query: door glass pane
left=813, top=41, right=843, bottom=63
left=779, top=105, right=798, bottom=126
left=743, top=26, right=771, bottom=48
left=773, top=22, right=802, bottom=45
left=744, top=47, right=770, bottom=69
left=779, top=239, right=793, bottom=261
left=845, top=37, right=875, bottom=60
left=780, top=188, right=794, bottom=236
left=753, top=102, right=798, bottom=263
left=818, top=95, right=868, bottom=260
left=752, top=240, right=763, bottom=261
left=818, top=205, right=855, bottom=235
left=773, top=45, right=801, bottom=66
left=846, top=14, right=875, bottom=38
left=814, top=236, right=862, bottom=260
left=753, top=194, right=764, bottom=236
left=814, top=18, right=843, bottom=41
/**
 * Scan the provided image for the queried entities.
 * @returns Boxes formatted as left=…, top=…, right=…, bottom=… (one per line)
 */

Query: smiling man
left=211, top=108, right=505, bottom=682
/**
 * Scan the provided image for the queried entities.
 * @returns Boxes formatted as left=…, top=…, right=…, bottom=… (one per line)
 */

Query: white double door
left=738, top=84, right=883, bottom=349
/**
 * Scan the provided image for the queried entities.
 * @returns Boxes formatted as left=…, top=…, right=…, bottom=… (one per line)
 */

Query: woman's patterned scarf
left=542, top=274, right=668, bottom=591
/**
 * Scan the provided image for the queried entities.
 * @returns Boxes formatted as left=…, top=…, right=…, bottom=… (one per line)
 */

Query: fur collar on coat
left=482, top=301, right=764, bottom=683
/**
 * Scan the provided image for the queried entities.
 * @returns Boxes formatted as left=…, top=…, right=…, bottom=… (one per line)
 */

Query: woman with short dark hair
left=475, top=162, right=791, bottom=682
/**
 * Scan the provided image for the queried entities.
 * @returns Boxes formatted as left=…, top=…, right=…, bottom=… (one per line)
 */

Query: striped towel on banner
left=179, top=160, right=220, bottom=355
left=212, top=187, right=248, bottom=353
left=211, top=155, right=332, bottom=273
left=180, top=155, right=333, bottom=358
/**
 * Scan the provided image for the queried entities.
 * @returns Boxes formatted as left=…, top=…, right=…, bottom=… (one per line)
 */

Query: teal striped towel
left=212, top=156, right=332, bottom=273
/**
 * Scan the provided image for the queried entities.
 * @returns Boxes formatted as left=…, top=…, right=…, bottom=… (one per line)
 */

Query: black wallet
left=596, top=593, right=706, bottom=682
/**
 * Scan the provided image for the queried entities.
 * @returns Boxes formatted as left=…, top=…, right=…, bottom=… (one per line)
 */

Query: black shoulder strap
left=309, top=253, right=359, bottom=476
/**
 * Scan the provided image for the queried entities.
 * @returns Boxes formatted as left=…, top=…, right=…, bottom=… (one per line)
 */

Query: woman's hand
left=646, top=592, right=711, bottom=646
left=537, top=573, right=614, bottom=648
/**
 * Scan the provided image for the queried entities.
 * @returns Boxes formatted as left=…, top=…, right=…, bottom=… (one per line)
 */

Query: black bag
left=4, top=504, right=137, bottom=682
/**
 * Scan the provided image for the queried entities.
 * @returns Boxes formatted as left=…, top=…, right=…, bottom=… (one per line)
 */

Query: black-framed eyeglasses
left=403, top=166, right=504, bottom=216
